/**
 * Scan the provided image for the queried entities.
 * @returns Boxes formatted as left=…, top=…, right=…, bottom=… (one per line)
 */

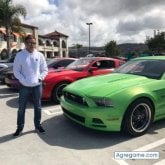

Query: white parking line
left=44, top=110, right=63, bottom=115
left=113, top=158, right=165, bottom=165
left=134, top=138, right=165, bottom=151
left=43, top=105, right=63, bottom=115
left=112, top=159, right=129, bottom=165
left=113, top=138, right=165, bottom=165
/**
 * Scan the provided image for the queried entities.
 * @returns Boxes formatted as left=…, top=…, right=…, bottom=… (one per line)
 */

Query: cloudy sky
left=13, top=0, right=165, bottom=47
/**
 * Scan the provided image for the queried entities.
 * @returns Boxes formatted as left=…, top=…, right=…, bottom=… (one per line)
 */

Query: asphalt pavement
left=0, top=85, right=164, bottom=165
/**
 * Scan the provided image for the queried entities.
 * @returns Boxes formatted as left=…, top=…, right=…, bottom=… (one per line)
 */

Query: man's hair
left=25, top=35, right=35, bottom=43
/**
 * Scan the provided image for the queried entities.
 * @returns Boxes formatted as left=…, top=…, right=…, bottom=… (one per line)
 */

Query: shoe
left=13, top=128, right=23, bottom=137
left=35, top=126, right=45, bottom=134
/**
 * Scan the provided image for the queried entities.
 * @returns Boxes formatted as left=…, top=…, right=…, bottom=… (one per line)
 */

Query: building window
left=38, top=39, right=44, bottom=46
left=46, top=40, right=51, bottom=46
left=53, top=41, right=59, bottom=47
left=62, top=40, right=66, bottom=48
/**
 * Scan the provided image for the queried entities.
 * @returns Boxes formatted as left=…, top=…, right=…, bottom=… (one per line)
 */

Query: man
left=13, top=35, right=48, bottom=137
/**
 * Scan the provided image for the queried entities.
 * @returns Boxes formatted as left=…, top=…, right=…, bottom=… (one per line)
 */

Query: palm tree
left=0, top=0, right=26, bottom=56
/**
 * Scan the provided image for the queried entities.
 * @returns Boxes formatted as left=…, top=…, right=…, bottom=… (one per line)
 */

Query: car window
left=66, top=58, right=94, bottom=71
left=58, top=59, right=75, bottom=68
left=7, top=55, right=16, bottom=62
left=115, top=59, right=165, bottom=79
left=92, top=60, right=115, bottom=69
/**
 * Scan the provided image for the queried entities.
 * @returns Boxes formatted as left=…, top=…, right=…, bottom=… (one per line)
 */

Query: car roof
left=132, top=56, right=165, bottom=61
left=47, top=57, right=76, bottom=63
left=47, top=57, right=76, bottom=61
left=79, top=56, right=121, bottom=61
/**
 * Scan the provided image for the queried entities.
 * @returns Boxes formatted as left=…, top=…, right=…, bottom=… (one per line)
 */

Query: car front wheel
left=52, top=82, right=70, bottom=103
left=122, top=99, right=153, bottom=137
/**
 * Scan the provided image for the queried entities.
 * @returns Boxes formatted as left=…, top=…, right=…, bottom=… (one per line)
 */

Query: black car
left=0, top=54, right=16, bottom=66
left=0, top=55, right=16, bottom=83
left=0, top=63, right=8, bottom=70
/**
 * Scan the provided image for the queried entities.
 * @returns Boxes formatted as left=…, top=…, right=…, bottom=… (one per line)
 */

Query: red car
left=42, top=57, right=124, bottom=103
left=5, top=57, right=124, bottom=103
left=4, top=57, right=76, bottom=88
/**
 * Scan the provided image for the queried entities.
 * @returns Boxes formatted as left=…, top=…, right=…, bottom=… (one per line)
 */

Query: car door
left=89, top=59, right=115, bottom=76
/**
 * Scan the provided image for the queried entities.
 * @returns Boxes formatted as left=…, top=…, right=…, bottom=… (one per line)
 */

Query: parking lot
left=0, top=84, right=164, bottom=165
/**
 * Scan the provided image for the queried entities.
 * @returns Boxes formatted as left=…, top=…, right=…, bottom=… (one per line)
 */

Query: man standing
left=13, top=35, right=48, bottom=137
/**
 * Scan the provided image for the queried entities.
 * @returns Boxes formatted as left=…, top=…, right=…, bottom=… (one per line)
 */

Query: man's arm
left=39, top=54, right=48, bottom=81
left=13, top=54, right=26, bottom=84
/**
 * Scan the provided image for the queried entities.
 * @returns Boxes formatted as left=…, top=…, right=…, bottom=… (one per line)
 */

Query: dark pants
left=17, top=84, right=42, bottom=129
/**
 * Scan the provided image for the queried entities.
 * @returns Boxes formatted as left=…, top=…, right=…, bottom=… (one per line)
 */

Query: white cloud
left=13, top=0, right=165, bottom=46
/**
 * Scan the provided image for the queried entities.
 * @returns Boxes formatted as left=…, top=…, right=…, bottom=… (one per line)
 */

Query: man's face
left=25, top=38, right=36, bottom=53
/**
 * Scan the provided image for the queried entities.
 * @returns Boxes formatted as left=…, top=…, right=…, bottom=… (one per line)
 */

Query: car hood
left=45, top=69, right=78, bottom=80
left=0, top=62, right=13, bottom=67
left=65, top=73, right=154, bottom=97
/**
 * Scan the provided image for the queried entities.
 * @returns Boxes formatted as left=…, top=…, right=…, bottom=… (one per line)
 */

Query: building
left=38, top=31, right=69, bottom=58
left=0, top=23, right=69, bottom=59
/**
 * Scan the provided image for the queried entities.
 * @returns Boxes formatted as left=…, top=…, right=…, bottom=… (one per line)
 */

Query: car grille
left=63, top=91, right=88, bottom=106
left=62, top=107, right=85, bottom=123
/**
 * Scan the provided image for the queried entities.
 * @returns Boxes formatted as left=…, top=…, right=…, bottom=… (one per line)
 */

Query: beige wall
left=0, top=26, right=68, bottom=59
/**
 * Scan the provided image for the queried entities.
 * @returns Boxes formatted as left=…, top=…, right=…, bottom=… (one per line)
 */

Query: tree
left=146, top=31, right=165, bottom=55
left=73, top=43, right=83, bottom=58
left=0, top=0, right=26, bottom=56
left=105, top=40, right=121, bottom=57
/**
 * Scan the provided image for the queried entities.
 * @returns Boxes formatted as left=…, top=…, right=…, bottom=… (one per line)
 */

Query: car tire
left=52, top=82, right=70, bottom=103
left=122, top=98, right=154, bottom=137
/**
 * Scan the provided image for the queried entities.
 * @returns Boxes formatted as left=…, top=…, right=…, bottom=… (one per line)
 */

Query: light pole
left=86, top=22, right=93, bottom=54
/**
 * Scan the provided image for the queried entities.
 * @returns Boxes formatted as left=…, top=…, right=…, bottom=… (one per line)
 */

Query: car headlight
left=93, top=97, right=114, bottom=107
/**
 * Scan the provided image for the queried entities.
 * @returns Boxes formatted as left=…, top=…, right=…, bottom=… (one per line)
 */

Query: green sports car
left=60, top=56, right=165, bottom=136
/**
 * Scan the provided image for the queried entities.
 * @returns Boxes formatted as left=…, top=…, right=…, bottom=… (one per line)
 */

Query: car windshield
left=0, top=55, right=15, bottom=63
left=66, top=58, right=94, bottom=71
left=114, top=59, right=165, bottom=79
left=46, top=58, right=59, bottom=66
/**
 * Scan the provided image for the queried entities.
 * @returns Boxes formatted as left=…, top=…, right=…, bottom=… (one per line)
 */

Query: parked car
left=0, top=64, right=9, bottom=83
left=5, top=57, right=124, bottom=102
left=46, top=57, right=76, bottom=70
left=42, top=57, right=124, bottom=102
left=0, top=63, right=8, bottom=70
left=0, top=54, right=16, bottom=67
left=0, top=66, right=12, bottom=84
left=0, top=55, right=16, bottom=83
left=60, top=56, right=165, bottom=136
left=4, top=57, right=76, bottom=87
